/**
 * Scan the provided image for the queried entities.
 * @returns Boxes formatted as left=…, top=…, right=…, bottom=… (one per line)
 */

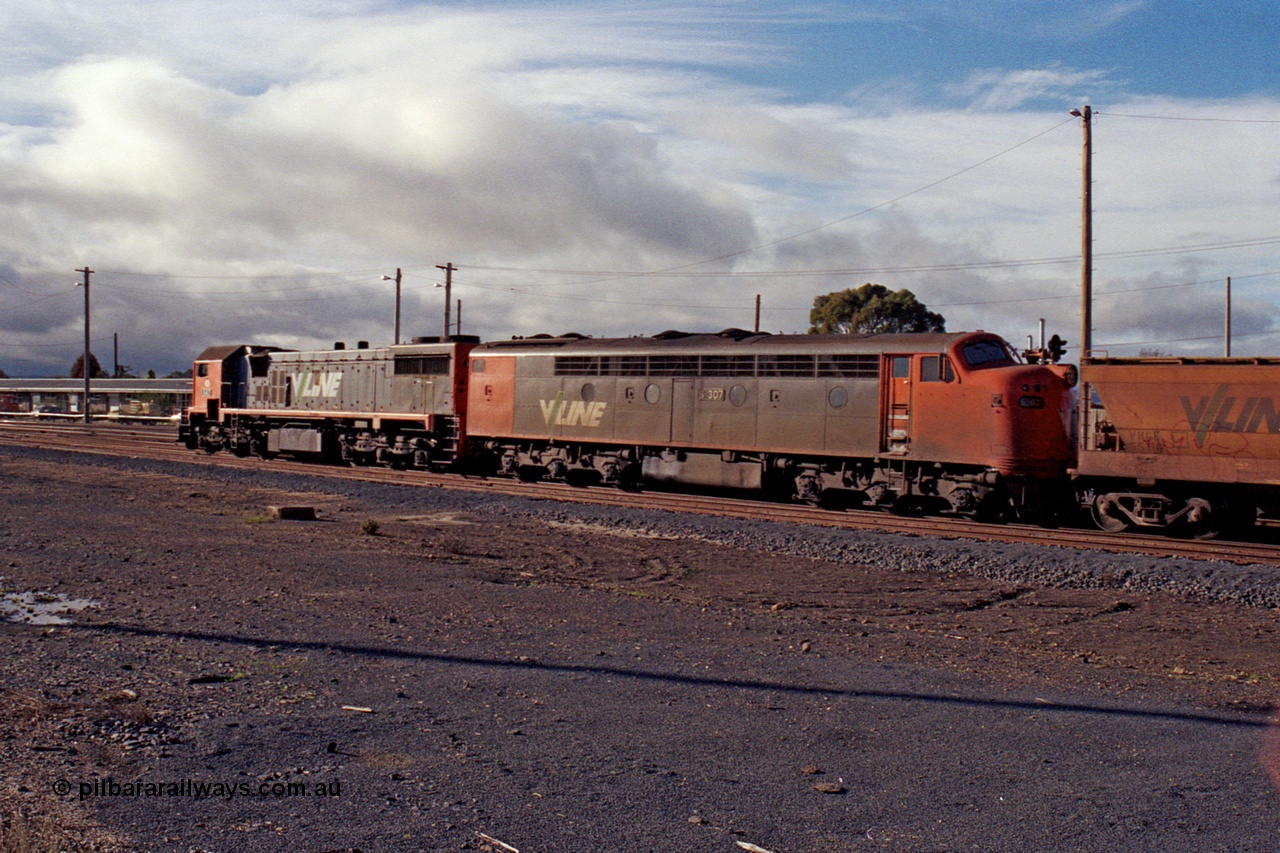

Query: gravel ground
left=15, top=444, right=1280, bottom=608
left=2, top=445, right=1279, bottom=852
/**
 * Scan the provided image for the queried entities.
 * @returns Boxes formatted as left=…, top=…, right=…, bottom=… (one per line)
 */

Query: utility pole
left=1225, top=276, right=1232, bottom=357
left=1070, top=105, right=1092, bottom=360
left=436, top=262, right=456, bottom=339
left=1069, top=106, right=1092, bottom=452
left=456, top=298, right=462, bottom=336
left=754, top=294, right=761, bottom=333
left=394, top=267, right=402, bottom=345
left=76, top=266, right=93, bottom=423
left=381, top=268, right=403, bottom=344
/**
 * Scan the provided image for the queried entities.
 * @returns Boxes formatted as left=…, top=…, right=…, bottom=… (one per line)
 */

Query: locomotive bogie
left=1081, top=484, right=1255, bottom=539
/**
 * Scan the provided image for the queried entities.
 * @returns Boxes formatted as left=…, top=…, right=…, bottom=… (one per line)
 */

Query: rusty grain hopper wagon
left=1077, top=355, right=1280, bottom=536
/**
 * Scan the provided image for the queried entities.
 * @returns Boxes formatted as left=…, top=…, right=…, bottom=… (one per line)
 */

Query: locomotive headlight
left=1018, top=395, right=1045, bottom=409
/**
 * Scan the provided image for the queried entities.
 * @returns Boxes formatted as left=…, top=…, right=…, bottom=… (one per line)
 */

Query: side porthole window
left=644, top=383, right=661, bottom=404
left=828, top=386, right=848, bottom=409
left=582, top=382, right=596, bottom=402
left=729, top=385, right=747, bottom=407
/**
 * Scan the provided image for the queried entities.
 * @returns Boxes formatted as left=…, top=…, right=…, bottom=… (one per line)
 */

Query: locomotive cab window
left=920, top=356, right=955, bottom=383
left=247, top=354, right=272, bottom=378
left=961, top=340, right=1014, bottom=368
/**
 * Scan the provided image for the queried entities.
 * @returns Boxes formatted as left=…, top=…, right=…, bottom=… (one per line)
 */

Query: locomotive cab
left=180, top=345, right=286, bottom=450
left=908, top=335, right=1075, bottom=474
left=878, top=332, right=1075, bottom=518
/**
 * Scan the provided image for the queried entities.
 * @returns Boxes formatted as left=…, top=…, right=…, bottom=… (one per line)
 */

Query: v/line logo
left=289, top=370, right=342, bottom=398
left=540, top=393, right=607, bottom=427
left=1181, top=383, right=1280, bottom=446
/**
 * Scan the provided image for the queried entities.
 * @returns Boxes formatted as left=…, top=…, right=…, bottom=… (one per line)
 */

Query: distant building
left=0, top=378, right=190, bottom=420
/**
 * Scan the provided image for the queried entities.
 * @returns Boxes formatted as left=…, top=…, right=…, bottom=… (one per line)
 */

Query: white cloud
left=0, top=1, right=1277, bottom=376
left=951, top=66, right=1114, bottom=111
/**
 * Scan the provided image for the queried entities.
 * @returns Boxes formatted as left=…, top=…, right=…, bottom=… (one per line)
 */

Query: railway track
left=4, top=418, right=1280, bottom=566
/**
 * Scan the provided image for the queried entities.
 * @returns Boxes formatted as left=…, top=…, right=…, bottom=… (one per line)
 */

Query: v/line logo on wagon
left=1182, top=383, right=1280, bottom=447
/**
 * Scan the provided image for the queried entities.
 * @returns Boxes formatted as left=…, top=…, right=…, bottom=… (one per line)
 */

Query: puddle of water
left=1, top=591, right=99, bottom=625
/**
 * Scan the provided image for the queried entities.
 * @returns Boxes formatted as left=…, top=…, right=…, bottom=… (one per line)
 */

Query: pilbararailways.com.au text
left=56, top=777, right=342, bottom=801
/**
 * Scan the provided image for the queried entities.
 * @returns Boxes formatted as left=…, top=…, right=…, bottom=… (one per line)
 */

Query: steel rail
left=3, top=419, right=1279, bottom=566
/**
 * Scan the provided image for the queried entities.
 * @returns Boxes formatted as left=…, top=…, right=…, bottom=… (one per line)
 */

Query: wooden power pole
left=436, top=262, right=456, bottom=339
left=76, top=266, right=93, bottom=423
left=1071, top=105, right=1092, bottom=360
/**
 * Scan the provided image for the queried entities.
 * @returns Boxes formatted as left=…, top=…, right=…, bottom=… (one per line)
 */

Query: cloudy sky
left=1, top=0, right=1277, bottom=376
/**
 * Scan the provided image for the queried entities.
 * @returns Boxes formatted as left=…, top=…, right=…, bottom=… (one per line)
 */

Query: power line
left=1095, top=329, right=1280, bottom=350
left=932, top=269, right=1280, bottom=309
left=467, top=234, right=1280, bottom=280
left=90, top=266, right=398, bottom=280
left=1099, top=111, right=1280, bottom=124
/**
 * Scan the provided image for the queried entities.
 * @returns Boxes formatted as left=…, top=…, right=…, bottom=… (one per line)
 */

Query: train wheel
left=618, top=463, right=643, bottom=492
left=1181, top=494, right=1256, bottom=540
left=1181, top=496, right=1223, bottom=540
left=945, top=486, right=980, bottom=516
left=793, top=473, right=822, bottom=505
left=973, top=490, right=1014, bottom=524
left=498, top=454, right=519, bottom=478
left=1089, top=495, right=1131, bottom=533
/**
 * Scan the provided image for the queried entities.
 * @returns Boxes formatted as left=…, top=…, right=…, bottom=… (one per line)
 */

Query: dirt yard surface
left=2, top=450, right=1279, bottom=852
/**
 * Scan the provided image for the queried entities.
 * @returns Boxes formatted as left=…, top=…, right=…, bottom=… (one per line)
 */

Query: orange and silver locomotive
left=464, top=329, right=1076, bottom=518
left=180, top=336, right=478, bottom=468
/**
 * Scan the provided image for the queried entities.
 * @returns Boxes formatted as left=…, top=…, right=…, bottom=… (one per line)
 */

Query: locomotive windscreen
left=961, top=340, right=1013, bottom=367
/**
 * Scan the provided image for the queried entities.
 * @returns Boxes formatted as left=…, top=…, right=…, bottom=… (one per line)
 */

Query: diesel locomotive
left=180, top=336, right=478, bottom=468
left=464, top=329, right=1076, bottom=518
left=180, top=328, right=1077, bottom=520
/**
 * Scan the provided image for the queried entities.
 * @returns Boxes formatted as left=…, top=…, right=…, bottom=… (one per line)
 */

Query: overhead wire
left=1099, top=111, right=1280, bottom=124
